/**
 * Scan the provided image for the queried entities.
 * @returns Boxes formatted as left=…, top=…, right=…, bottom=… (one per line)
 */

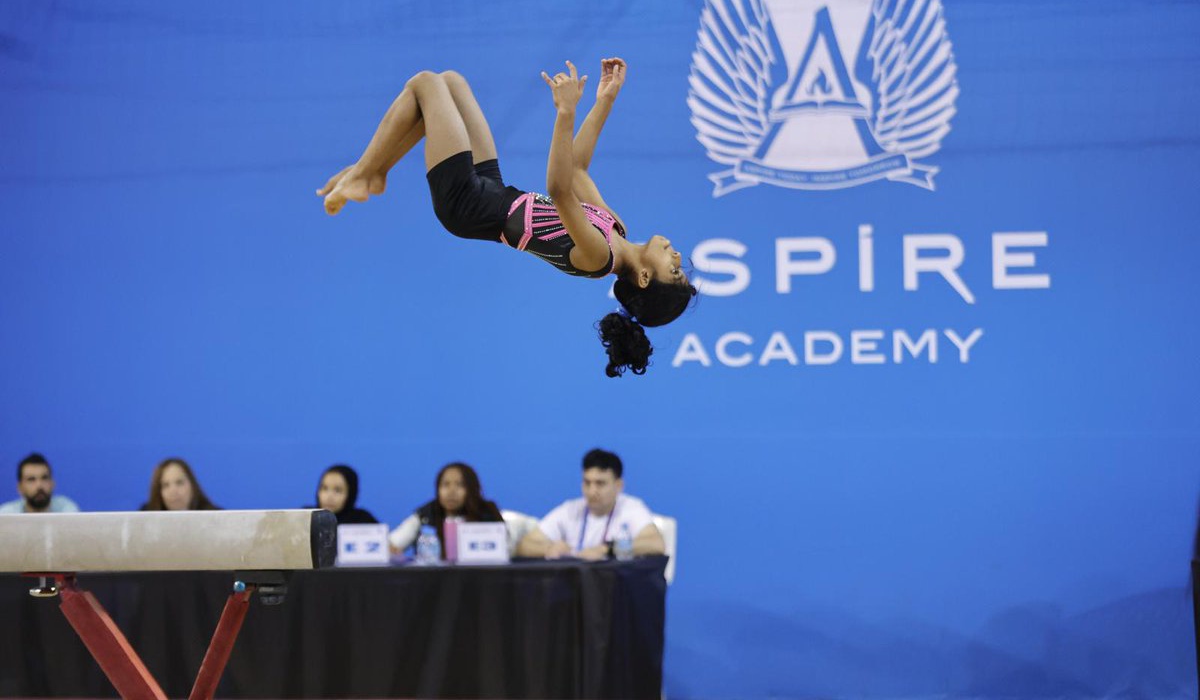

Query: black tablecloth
left=1193, top=560, right=1199, bottom=690
left=0, top=557, right=667, bottom=699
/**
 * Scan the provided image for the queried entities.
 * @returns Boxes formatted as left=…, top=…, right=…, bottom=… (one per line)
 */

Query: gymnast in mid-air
left=317, top=58, right=696, bottom=377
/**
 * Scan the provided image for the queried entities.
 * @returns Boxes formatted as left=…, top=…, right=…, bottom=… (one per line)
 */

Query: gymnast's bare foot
left=317, top=165, right=387, bottom=215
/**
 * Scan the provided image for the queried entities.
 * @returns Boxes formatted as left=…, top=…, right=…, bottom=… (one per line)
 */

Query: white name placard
left=456, top=522, right=509, bottom=564
left=335, top=523, right=389, bottom=566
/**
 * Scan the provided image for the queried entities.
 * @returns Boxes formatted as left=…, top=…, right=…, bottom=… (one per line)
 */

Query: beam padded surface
left=0, top=510, right=335, bottom=572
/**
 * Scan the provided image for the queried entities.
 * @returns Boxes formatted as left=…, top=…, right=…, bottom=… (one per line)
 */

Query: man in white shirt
left=517, top=448, right=665, bottom=560
left=0, top=453, right=80, bottom=514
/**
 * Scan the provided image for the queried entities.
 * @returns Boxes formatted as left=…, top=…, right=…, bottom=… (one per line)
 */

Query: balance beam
left=0, top=509, right=336, bottom=572
left=1, top=509, right=336, bottom=699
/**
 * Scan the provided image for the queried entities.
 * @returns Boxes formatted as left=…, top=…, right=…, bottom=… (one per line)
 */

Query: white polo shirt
left=538, top=493, right=655, bottom=551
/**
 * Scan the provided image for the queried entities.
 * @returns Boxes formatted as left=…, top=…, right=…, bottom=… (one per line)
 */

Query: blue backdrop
left=2, top=1, right=1197, bottom=697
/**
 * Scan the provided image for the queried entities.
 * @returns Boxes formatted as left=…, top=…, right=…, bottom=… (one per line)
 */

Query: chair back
left=651, top=513, right=677, bottom=584
left=501, top=509, right=540, bottom=557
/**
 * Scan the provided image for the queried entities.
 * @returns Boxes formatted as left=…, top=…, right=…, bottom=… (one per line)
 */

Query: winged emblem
left=690, top=0, right=959, bottom=194
left=687, top=0, right=787, bottom=170
left=861, top=0, right=959, bottom=162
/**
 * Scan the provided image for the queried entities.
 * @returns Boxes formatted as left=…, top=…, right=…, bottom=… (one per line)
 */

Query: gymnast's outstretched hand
left=595, top=57, right=626, bottom=102
left=541, top=60, right=587, bottom=113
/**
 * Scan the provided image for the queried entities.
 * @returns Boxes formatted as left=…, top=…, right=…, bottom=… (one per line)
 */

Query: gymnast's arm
left=543, top=64, right=611, bottom=272
left=574, top=57, right=624, bottom=170
left=571, top=58, right=627, bottom=230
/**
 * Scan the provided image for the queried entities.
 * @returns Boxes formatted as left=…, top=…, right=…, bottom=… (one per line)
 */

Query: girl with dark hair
left=140, top=458, right=220, bottom=511
left=388, top=462, right=503, bottom=558
left=317, top=58, right=697, bottom=377
left=307, top=464, right=379, bottom=525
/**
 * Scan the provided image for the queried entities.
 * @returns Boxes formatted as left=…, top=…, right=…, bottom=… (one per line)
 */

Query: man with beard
left=0, top=453, right=80, bottom=513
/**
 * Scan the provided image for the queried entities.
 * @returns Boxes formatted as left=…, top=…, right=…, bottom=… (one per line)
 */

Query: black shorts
left=426, top=151, right=524, bottom=242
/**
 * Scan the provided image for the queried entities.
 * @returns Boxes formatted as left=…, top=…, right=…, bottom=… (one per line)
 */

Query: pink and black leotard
left=499, top=191, right=626, bottom=278
left=425, top=150, right=625, bottom=277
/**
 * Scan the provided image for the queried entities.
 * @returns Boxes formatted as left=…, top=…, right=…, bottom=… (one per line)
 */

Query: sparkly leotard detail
left=500, top=192, right=626, bottom=278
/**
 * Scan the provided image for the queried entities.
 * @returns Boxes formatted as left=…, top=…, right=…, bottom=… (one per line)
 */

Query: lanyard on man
left=577, top=503, right=617, bottom=552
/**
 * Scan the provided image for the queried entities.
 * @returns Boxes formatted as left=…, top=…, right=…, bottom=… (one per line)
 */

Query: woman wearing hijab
left=310, top=464, right=379, bottom=525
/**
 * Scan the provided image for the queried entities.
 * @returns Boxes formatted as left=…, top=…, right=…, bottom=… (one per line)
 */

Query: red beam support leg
left=57, top=578, right=168, bottom=700
left=188, top=587, right=253, bottom=700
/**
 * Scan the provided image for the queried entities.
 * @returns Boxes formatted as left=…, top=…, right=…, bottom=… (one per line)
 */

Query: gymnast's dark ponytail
left=597, top=277, right=698, bottom=378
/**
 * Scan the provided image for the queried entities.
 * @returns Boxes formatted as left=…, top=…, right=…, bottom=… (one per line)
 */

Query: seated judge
left=517, top=448, right=664, bottom=560
left=308, top=464, right=378, bottom=524
left=388, top=461, right=502, bottom=557
left=0, top=452, right=80, bottom=513
left=140, top=457, right=220, bottom=510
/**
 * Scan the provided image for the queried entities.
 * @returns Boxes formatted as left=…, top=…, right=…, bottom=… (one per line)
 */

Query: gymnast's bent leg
left=320, top=71, right=471, bottom=215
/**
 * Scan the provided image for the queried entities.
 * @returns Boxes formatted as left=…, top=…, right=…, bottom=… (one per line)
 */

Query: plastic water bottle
left=614, top=523, right=634, bottom=561
left=415, top=524, right=441, bottom=565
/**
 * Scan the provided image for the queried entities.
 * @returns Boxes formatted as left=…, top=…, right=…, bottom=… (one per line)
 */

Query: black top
left=309, top=465, right=379, bottom=525
left=415, top=497, right=503, bottom=558
left=303, top=502, right=379, bottom=525
left=329, top=507, right=379, bottom=525
left=1193, top=516, right=1199, bottom=562
left=415, top=498, right=503, bottom=526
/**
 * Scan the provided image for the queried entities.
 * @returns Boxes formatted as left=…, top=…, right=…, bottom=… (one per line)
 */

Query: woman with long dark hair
left=317, top=58, right=697, bottom=377
left=388, top=462, right=502, bottom=558
left=140, top=457, right=219, bottom=511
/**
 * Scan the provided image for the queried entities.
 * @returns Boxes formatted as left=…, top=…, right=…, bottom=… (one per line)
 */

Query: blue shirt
left=0, top=495, right=80, bottom=513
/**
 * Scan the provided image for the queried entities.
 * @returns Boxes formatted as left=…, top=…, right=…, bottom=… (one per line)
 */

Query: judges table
left=1194, top=560, right=1199, bottom=689
left=0, top=556, right=667, bottom=699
